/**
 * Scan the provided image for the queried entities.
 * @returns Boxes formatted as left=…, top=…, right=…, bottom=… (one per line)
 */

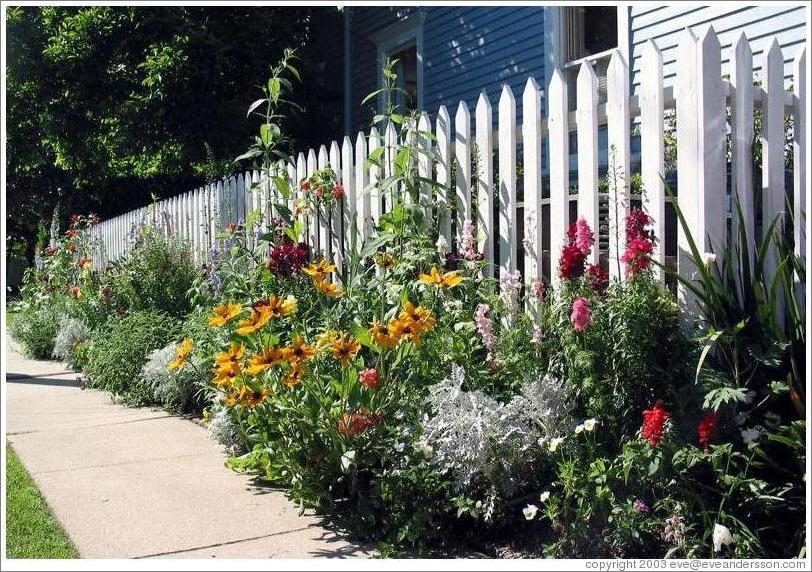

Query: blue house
left=344, top=4, right=807, bottom=133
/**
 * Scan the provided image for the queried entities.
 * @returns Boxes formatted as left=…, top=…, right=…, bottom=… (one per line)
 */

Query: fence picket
left=731, top=32, right=755, bottom=281
left=498, top=84, right=517, bottom=279
left=522, top=77, right=543, bottom=283
left=606, top=49, right=631, bottom=280
left=307, top=149, right=319, bottom=252
left=384, top=122, right=398, bottom=210
left=640, top=40, right=666, bottom=283
left=455, top=101, right=472, bottom=247
left=355, top=131, right=370, bottom=241
left=548, top=68, right=570, bottom=288
left=762, top=38, right=786, bottom=326
left=330, top=140, right=343, bottom=265
left=475, top=93, right=494, bottom=268
left=435, top=105, right=453, bottom=246
left=368, top=127, right=382, bottom=233
left=793, top=46, right=806, bottom=264
left=342, top=136, right=356, bottom=254
left=417, top=112, right=433, bottom=221
left=576, top=60, right=599, bottom=266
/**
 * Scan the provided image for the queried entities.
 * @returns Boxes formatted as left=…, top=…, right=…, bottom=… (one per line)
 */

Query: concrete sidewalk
left=5, top=337, right=371, bottom=558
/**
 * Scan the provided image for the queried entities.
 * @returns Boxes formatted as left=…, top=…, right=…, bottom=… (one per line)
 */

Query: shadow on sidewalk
left=6, top=372, right=83, bottom=387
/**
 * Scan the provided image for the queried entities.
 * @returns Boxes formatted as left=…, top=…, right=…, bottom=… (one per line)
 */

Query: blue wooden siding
left=629, top=5, right=807, bottom=94
left=347, top=6, right=546, bottom=134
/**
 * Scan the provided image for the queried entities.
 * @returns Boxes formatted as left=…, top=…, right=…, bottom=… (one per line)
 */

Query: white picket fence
left=93, top=27, right=806, bottom=309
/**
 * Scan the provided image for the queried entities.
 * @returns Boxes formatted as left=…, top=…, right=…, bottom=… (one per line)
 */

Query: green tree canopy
left=6, top=6, right=343, bottom=253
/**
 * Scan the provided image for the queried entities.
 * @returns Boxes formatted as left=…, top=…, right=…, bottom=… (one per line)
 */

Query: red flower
left=67, top=243, right=77, bottom=253
left=77, top=257, right=92, bottom=269
left=333, top=183, right=345, bottom=200
left=44, top=246, right=57, bottom=256
left=626, top=208, right=654, bottom=242
left=70, top=214, right=80, bottom=225
left=65, top=228, right=77, bottom=238
left=621, top=236, right=654, bottom=278
left=300, top=179, right=311, bottom=192
left=697, top=411, right=718, bottom=452
left=586, top=264, right=609, bottom=293
left=559, top=243, right=587, bottom=280
left=337, top=408, right=381, bottom=436
left=69, top=285, right=82, bottom=299
left=641, top=400, right=670, bottom=447
left=358, top=367, right=380, bottom=389
left=267, top=241, right=309, bottom=277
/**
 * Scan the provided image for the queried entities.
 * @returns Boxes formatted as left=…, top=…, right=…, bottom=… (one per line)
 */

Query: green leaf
left=361, top=88, right=386, bottom=106
left=234, top=148, right=263, bottom=163
left=246, top=98, right=267, bottom=117
left=268, top=77, right=281, bottom=103
left=272, top=175, right=291, bottom=199
left=260, top=124, right=272, bottom=147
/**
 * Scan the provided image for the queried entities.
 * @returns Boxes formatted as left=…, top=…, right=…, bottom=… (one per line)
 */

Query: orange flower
left=168, top=338, right=193, bottom=370
left=226, top=386, right=271, bottom=408
left=283, top=336, right=317, bottom=365
left=235, top=306, right=273, bottom=336
left=329, top=333, right=361, bottom=366
left=368, top=320, right=397, bottom=349
left=245, top=346, right=286, bottom=376
left=208, top=302, right=243, bottom=327
left=282, top=363, right=307, bottom=387
left=265, top=294, right=298, bottom=318
left=418, top=266, right=463, bottom=289
left=315, top=329, right=342, bottom=350
left=313, top=278, right=343, bottom=298
left=399, top=300, right=436, bottom=333
left=214, top=361, right=241, bottom=389
left=302, top=259, right=336, bottom=281
left=214, top=342, right=245, bottom=367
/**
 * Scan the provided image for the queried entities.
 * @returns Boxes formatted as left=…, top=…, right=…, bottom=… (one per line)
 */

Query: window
left=561, top=6, right=618, bottom=63
left=371, top=14, right=424, bottom=114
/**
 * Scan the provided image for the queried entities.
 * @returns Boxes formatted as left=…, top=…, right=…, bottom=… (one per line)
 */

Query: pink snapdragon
left=574, top=218, right=595, bottom=256
left=474, top=303, right=495, bottom=357
left=570, top=296, right=592, bottom=333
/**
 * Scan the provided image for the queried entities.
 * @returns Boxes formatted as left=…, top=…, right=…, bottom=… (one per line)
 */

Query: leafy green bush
left=110, top=224, right=199, bottom=317
left=10, top=303, right=62, bottom=359
left=84, top=310, right=180, bottom=403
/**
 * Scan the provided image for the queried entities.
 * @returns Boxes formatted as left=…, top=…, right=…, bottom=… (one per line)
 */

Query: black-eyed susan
left=282, top=364, right=306, bottom=387
left=418, top=266, right=463, bottom=289
left=329, top=333, right=361, bottom=366
left=215, top=342, right=245, bottom=367
left=315, top=329, right=342, bottom=350
left=168, top=338, right=193, bottom=370
left=283, top=336, right=317, bottom=365
left=313, top=278, right=343, bottom=298
left=245, top=346, right=286, bottom=376
left=208, top=301, right=244, bottom=327
left=374, top=252, right=396, bottom=269
left=368, top=320, right=398, bottom=349
left=399, top=300, right=437, bottom=333
left=235, top=306, right=273, bottom=336
left=265, top=294, right=298, bottom=318
left=302, top=259, right=337, bottom=281
left=214, top=361, right=241, bottom=389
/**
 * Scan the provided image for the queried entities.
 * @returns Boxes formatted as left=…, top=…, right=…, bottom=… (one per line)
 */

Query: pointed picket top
left=607, top=48, right=629, bottom=106
left=355, top=130, right=370, bottom=240
left=475, top=91, right=494, bottom=266
left=576, top=58, right=598, bottom=93
left=548, top=66, right=569, bottom=288
left=341, top=135, right=356, bottom=246
left=697, top=24, right=721, bottom=58
left=522, top=76, right=542, bottom=283
left=731, top=30, right=755, bottom=281
left=497, top=83, right=517, bottom=276
left=307, top=148, right=317, bottom=174
left=330, top=140, right=341, bottom=172
left=792, top=45, right=806, bottom=263
left=417, top=111, right=433, bottom=217
left=498, top=83, right=516, bottom=114
left=549, top=66, right=566, bottom=101
left=454, top=100, right=471, bottom=240
left=318, top=144, right=329, bottom=170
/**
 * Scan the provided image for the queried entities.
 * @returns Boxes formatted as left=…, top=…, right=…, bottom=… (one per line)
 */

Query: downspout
left=343, top=7, right=352, bottom=136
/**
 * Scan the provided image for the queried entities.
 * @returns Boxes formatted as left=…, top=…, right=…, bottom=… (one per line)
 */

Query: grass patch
left=5, top=444, right=78, bottom=559
left=6, top=309, right=18, bottom=329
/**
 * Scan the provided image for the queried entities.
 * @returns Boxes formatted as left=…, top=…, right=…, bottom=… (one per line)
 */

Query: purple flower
left=633, top=499, right=649, bottom=514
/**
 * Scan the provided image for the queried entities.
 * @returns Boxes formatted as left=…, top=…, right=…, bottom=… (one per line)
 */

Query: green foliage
left=10, top=303, right=62, bottom=360
left=5, top=445, right=78, bottom=559
left=109, top=223, right=198, bottom=317
left=84, top=310, right=180, bottom=402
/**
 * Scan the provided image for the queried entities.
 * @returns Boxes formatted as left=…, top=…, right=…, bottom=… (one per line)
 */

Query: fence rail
left=93, top=27, right=806, bottom=311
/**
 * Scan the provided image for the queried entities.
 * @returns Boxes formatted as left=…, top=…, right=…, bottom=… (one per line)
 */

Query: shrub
left=140, top=343, right=201, bottom=413
left=84, top=310, right=180, bottom=403
left=52, top=315, right=91, bottom=370
left=110, top=224, right=198, bottom=317
left=10, top=304, right=62, bottom=359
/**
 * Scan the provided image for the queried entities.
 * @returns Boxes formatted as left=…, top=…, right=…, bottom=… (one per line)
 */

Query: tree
left=5, top=6, right=343, bottom=254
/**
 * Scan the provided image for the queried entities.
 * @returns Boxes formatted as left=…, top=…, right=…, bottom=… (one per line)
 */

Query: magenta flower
left=570, top=296, right=592, bottom=333
left=574, top=218, right=595, bottom=256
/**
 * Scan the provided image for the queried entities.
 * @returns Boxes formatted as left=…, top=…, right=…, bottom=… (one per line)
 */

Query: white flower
left=539, top=491, right=550, bottom=503
left=523, top=504, right=539, bottom=521
left=741, top=426, right=765, bottom=445
left=583, top=418, right=598, bottom=432
left=713, top=523, right=734, bottom=552
left=436, top=235, right=450, bottom=256
left=701, top=252, right=717, bottom=267
left=574, top=424, right=585, bottom=434
left=548, top=437, right=565, bottom=452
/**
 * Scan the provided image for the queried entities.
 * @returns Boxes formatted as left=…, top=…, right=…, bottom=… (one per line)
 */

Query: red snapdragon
left=641, top=400, right=670, bottom=447
left=697, top=411, right=718, bottom=452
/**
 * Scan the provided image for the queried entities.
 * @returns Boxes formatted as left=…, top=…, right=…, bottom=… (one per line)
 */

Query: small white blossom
left=574, top=424, right=585, bottom=434
left=701, top=252, right=717, bottom=267
left=539, top=491, right=550, bottom=503
left=713, top=523, right=734, bottom=552
left=583, top=418, right=598, bottom=431
left=548, top=437, right=565, bottom=452
left=523, top=504, right=539, bottom=521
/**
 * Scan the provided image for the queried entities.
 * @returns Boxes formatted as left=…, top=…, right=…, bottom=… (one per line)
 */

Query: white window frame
left=369, top=13, right=425, bottom=113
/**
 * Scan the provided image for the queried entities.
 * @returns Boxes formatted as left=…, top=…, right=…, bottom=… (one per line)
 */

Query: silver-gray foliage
left=141, top=342, right=199, bottom=412
left=418, top=365, right=571, bottom=518
left=52, top=315, right=91, bottom=368
left=207, top=404, right=239, bottom=451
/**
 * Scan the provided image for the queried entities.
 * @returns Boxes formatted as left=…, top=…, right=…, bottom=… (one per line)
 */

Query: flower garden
left=9, top=55, right=806, bottom=559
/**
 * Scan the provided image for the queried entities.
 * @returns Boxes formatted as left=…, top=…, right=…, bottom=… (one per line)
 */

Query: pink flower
left=531, top=279, right=545, bottom=301
left=570, top=296, right=592, bottom=333
left=531, top=327, right=544, bottom=344
left=574, top=218, right=595, bottom=256
left=474, top=303, right=495, bottom=355
left=358, top=367, right=380, bottom=389
left=333, top=183, right=345, bottom=200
